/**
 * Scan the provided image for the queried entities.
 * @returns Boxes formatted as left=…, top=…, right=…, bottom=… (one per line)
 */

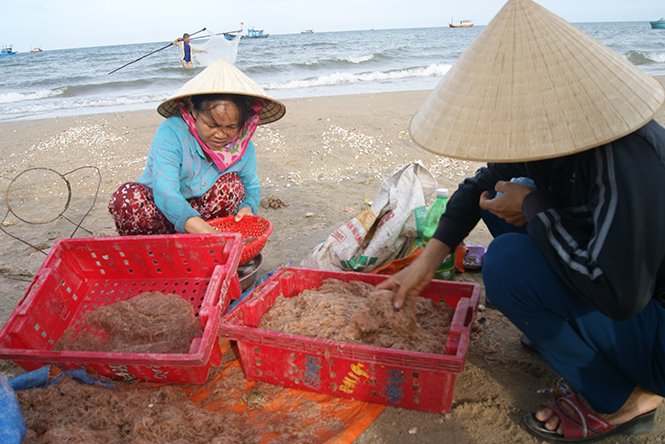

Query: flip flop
left=524, top=393, right=656, bottom=443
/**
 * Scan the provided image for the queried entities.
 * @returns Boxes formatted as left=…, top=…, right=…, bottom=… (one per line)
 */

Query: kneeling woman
left=109, top=59, right=285, bottom=235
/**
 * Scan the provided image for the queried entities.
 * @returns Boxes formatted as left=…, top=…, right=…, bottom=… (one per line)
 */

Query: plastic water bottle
left=423, top=188, right=455, bottom=281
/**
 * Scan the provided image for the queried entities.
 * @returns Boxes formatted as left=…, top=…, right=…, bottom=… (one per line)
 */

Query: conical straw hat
left=410, top=0, right=665, bottom=162
left=158, top=58, right=286, bottom=124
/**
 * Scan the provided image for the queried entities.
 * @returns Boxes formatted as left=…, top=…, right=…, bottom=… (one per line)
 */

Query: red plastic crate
left=218, top=267, right=480, bottom=413
left=0, top=234, right=243, bottom=384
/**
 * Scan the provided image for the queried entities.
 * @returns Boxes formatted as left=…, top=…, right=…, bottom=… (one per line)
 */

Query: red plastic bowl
left=208, top=216, right=273, bottom=265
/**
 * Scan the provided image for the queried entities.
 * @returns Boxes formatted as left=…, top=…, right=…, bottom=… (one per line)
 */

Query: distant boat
left=223, top=31, right=242, bottom=40
left=651, top=18, right=665, bottom=29
left=243, top=28, right=269, bottom=39
left=449, top=19, right=474, bottom=28
left=301, top=29, right=314, bottom=34
left=1, top=45, right=16, bottom=56
left=30, top=46, right=42, bottom=53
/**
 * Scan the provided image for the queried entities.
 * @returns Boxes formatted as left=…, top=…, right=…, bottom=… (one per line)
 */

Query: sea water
left=1, top=22, right=664, bottom=122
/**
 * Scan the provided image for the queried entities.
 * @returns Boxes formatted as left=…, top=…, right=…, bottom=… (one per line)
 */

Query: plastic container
left=0, top=234, right=243, bottom=384
left=424, top=188, right=455, bottom=280
left=218, top=267, right=481, bottom=413
left=208, top=215, right=273, bottom=265
left=463, top=244, right=486, bottom=270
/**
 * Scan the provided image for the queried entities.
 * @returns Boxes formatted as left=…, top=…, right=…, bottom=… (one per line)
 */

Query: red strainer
left=208, top=216, right=273, bottom=265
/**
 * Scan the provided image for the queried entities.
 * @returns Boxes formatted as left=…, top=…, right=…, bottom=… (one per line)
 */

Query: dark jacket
left=433, top=120, right=665, bottom=321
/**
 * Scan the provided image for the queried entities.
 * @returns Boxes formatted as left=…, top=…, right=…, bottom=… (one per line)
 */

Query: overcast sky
left=3, top=0, right=664, bottom=52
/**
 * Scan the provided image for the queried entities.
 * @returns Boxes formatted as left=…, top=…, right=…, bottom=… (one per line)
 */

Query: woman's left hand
left=235, top=206, right=253, bottom=222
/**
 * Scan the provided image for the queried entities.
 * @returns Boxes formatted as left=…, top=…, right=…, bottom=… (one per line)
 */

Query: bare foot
left=535, top=386, right=662, bottom=435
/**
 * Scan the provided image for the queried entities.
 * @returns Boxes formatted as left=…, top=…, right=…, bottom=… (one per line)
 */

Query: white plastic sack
left=301, top=161, right=437, bottom=272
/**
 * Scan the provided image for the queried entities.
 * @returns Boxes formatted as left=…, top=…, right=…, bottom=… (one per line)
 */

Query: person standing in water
left=173, top=33, right=206, bottom=68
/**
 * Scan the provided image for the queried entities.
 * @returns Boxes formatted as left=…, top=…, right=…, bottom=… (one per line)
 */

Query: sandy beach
left=2, top=83, right=665, bottom=443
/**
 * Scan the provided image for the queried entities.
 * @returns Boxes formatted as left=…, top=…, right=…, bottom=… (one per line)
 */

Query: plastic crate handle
left=227, top=273, right=241, bottom=307
left=453, top=297, right=475, bottom=328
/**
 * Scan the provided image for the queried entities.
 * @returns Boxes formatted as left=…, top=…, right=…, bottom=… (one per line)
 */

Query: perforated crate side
left=235, top=339, right=458, bottom=413
left=0, top=233, right=243, bottom=384
left=43, top=235, right=240, bottom=281
left=219, top=267, right=482, bottom=408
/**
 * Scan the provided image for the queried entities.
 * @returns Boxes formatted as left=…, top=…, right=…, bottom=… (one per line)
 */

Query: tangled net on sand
left=53, top=291, right=203, bottom=354
left=17, top=364, right=346, bottom=444
left=258, top=279, right=454, bottom=354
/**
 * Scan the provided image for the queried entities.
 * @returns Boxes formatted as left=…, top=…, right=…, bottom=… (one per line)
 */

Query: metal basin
left=237, top=253, right=263, bottom=291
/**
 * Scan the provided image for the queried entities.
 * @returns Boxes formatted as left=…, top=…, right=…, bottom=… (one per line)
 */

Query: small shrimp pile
left=17, top=364, right=347, bottom=444
left=53, top=291, right=202, bottom=354
left=258, top=279, right=454, bottom=354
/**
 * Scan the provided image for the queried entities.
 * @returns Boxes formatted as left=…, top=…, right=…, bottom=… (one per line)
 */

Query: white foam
left=1, top=93, right=168, bottom=116
left=265, top=64, right=452, bottom=90
left=0, top=88, right=64, bottom=104
left=339, top=54, right=375, bottom=64
left=648, top=52, right=665, bottom=63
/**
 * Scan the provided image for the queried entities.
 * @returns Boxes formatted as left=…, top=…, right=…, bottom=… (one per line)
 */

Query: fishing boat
left=30, top=46, right=42, bottom=53
left=301, top=29, right=313, bottom=34
left=449, top=19, right=474, bottom=28
left=1, top=45, right=16, bottom=56
left=243, top=28, right=269, bottom=39
left=651, top=18, right=665, bottom=29
left=223, top=31, right=242, bottom=40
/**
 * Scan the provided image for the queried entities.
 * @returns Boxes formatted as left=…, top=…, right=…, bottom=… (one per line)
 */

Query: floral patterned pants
left=108, top=173, right=245, bottom=235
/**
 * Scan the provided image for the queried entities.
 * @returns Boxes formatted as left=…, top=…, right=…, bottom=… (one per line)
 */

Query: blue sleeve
left=236, top=140, right=261, bottom=214
left=141, top=120, right=200, bottom=232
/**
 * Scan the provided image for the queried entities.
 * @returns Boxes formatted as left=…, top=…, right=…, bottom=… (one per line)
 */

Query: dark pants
left=480, top=209, right=665, bottom=413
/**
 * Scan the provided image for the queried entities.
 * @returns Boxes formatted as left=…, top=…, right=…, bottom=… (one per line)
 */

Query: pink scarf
left=179, top=98, right=265, bottom=171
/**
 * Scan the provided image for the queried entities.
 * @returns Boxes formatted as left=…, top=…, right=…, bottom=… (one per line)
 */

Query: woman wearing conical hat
left=379, top=0, right=665, bottom=441
left=108, top=59, right=285, bottom=235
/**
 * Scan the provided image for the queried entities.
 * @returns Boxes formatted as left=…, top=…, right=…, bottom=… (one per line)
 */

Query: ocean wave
left=250, top=54, right=379, bottom=73
left=626, top=50, right=665, bottom=65
left=338, top=54, right=375, bottom=64
left=264, top=64, right=452, bottom=90
left=289, top=55, right=375, bottom=69
left=0, top=92, right=167, bottom=117
left=0, top=88, right=65, bottom=104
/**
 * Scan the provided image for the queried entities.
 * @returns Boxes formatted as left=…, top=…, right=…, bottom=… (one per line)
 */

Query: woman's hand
left=479, top=181, right=533, bottom=226
left=235, top=206, right=253, bottom=222
left=375, top=238, right=450, bottom=309
left=184, top=216, right=220, bottom=234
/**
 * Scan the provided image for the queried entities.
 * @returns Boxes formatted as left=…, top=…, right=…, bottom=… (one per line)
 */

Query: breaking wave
left=265, top=64, right=452, bottom=90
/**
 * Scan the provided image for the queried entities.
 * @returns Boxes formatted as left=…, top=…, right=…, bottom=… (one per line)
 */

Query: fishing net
left=258, top=279, right=455, bottom=354
left=194, top=29, right=240, bottom=66
left=15, top=342, right=385, bottom=444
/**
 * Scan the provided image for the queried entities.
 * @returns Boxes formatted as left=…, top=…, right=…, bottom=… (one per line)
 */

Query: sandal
left=520, top=334, right=539, bottom=354
left=524, top=393, right=656, bottom=443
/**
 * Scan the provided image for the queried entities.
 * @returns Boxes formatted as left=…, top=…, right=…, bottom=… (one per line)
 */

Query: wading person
left=173, top=33, right=206, bottom=68
left=377, top=0, right=665, bottom=442
left=108, top=58, right=285, bottom=235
